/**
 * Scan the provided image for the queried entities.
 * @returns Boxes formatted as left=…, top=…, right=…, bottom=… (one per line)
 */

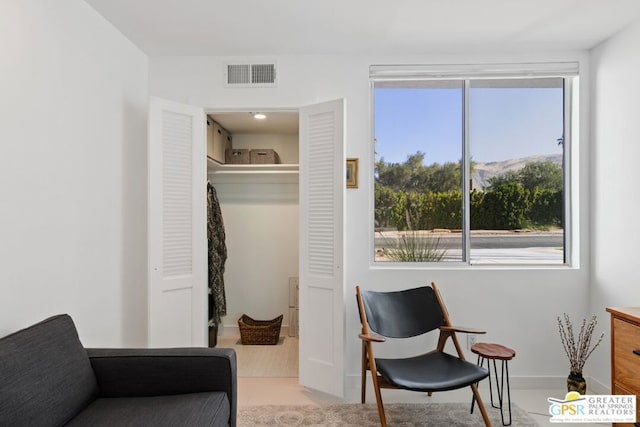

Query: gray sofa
left=0, top=314, right=236, bottom=427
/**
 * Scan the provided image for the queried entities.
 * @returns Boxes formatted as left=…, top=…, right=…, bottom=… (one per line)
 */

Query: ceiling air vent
left=225, top=63, right=277, bottom=87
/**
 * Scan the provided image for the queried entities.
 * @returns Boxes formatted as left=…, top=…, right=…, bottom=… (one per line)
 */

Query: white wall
left=209, top=181, right=299, bottom=335
left=0, top=0, right=148, bottom=346
left=589, top=19, right=640, bottom=390
left=150, top=51, right=591, bottom=398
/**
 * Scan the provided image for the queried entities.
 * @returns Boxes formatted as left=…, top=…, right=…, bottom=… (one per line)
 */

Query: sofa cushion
left=0, top=314, right=98, bottom=427
left=64, top=392, right=230, bottom=427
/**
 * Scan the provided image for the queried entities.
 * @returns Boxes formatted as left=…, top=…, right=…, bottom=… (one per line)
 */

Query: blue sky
left=374, top=86, right=564, bottom=165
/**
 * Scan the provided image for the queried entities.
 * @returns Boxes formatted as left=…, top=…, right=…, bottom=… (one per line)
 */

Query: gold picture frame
left=346, top=158, right=358, bottom=188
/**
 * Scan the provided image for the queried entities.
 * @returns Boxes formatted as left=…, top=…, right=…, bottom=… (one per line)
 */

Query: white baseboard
left=344, top=374, right=610, bottom=402
left=585, top=375, right=609, bottom=395
left=220, top=324, right=238, bottom=336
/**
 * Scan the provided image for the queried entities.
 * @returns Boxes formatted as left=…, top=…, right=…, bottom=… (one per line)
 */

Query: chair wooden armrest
left=359, top=333, right=386, bottom=343
left=440, top=325, right=486, bottom=335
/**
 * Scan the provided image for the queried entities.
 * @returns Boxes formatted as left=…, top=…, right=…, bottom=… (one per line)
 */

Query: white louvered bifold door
left=148, top=97, right=207, bottom=347
left=298, top=99, right=345, bottom=397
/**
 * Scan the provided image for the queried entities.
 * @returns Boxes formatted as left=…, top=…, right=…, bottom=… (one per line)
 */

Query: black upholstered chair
left=356, top=282, right=492, bottom=427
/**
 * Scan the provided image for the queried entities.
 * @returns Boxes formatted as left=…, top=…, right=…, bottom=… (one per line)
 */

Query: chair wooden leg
left=361, top=341, right=367, bottom=404
left=471, top=383, right=492, bottom=427
left=366, top=342, right=387, bottom=427
left=371, top=375, right=386, bottom=427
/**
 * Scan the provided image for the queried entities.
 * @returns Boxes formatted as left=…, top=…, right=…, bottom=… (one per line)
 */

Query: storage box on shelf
left=225, top=148, right=250, bottom=164
left=207, top=117, right=232, bottom=164
left=250, top=149, right=280, bottom=164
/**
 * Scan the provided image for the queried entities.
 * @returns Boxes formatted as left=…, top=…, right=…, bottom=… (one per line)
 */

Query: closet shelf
left=207, top=157, right=298, bottom=175
left=208, top=164, right=299, bottom=174
left=207, top=159, right=299, bottom=184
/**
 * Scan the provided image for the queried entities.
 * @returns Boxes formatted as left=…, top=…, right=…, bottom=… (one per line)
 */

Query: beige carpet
left=217, top=335, right=298, bottom=378
left=238, top=402, right=537, bottom=426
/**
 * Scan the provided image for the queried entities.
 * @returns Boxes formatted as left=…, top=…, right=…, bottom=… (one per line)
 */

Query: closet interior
left=206, top=111, right=300, bottom=377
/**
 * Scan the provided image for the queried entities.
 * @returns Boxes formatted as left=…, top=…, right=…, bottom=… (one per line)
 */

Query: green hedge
left=375, top=183, right=563, bottom=231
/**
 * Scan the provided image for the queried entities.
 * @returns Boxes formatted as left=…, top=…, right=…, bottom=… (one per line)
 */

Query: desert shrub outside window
left=371, top=63, right=577, bottom=265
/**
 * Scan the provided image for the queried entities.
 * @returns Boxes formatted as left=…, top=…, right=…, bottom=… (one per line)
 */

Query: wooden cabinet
left=206, top=116, right=231, bottom=164
left=607, top=307, right=640, bottom=427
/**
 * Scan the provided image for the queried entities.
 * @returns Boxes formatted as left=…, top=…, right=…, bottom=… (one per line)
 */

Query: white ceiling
left=210, top=112, right=299, bottom=135
left=85, top=0, right=640, bottom=56
left=83, top=0, right=640, bottom=134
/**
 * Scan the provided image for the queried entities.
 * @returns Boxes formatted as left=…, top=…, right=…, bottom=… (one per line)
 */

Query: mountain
left=472, top=154, right=562, bottom=190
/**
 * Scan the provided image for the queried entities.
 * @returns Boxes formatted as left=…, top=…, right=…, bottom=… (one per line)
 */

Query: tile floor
left=237, top=377, right=609, bottom=426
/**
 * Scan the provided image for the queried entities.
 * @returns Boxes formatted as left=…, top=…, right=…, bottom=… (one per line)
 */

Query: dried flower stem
left=557, top=313, right=604, bottom=375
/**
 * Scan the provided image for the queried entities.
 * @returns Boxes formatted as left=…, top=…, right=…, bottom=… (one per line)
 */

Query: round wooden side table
left=470, top=342, right=516, bottom=426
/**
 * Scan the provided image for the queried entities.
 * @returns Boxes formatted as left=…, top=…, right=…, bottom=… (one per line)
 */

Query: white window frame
left=369, top=62, right=579, bottom=268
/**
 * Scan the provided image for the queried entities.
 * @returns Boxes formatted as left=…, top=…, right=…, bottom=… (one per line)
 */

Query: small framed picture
left=346, top=158, right=358, bottom=188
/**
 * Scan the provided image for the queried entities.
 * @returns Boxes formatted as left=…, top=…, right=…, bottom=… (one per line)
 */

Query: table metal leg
left=499, top=360, right=512, bottom=426
left=470, top=355, right=485, bottom=414
left=470, top=356, right=512, bottom=426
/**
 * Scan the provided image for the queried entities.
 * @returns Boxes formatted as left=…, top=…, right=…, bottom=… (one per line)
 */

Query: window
left=372, top=63, right=577, bottom=265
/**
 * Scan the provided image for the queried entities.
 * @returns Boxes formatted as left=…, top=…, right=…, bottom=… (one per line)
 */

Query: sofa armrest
left=86, top=347, right=236, bottom=427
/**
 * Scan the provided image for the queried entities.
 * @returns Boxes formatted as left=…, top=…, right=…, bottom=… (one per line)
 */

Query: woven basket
left=238, top=314, right=283, bottom=345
